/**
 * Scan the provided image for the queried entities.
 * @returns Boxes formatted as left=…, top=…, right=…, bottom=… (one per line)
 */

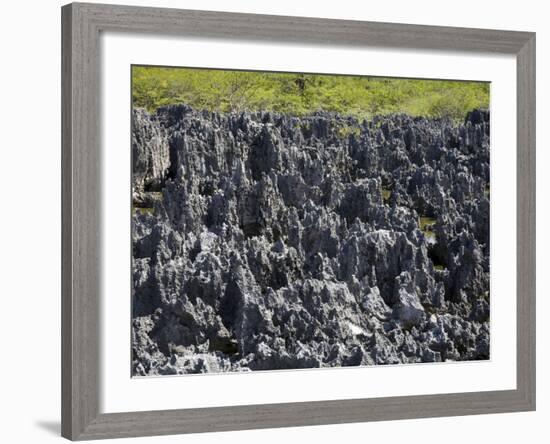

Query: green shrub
left=132, top=66, right=489, bottom=121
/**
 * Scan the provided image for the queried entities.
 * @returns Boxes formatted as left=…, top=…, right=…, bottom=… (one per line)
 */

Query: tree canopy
left=132, top=66, right=489, bottom=121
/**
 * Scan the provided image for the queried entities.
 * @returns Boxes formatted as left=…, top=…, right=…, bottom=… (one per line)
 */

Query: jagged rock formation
left=131, top=104, right=490, bottom=376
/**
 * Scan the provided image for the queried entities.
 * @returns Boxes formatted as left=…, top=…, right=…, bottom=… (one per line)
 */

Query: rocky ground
left=131, top=104, right=490, bottom=376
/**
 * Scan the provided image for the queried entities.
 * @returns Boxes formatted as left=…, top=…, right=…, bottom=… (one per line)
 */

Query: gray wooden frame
left=61, top=2, right=536, bottom=440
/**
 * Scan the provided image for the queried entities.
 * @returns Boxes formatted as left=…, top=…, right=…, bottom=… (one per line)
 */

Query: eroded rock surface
left=131, top=105, right=490, bottom=375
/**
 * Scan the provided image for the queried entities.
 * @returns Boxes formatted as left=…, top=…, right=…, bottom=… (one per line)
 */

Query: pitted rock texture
left=131, top=104, right=490, bottom=376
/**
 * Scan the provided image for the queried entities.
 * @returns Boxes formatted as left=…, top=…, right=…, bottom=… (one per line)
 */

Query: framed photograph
left=61, top=2, right=536, bottom=440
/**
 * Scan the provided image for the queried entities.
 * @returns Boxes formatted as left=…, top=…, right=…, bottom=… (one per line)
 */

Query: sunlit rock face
left=131, top=105, right=490, bottom=376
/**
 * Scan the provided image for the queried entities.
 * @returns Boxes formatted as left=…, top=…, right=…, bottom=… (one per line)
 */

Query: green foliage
left=419, top=216, right=437, bottom=240
left=381, top=188, right=392, bottom=203
left=132, top=66, right=489, bottom=121
left=419, top=216, right=437, bottom=231
left=133, top=207, right=155, bottom=216
left=335, top=121, right=362, bottom=139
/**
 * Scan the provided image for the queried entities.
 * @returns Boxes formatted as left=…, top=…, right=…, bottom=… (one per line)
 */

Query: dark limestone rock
left=131, top=105, right=491, bottom=375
